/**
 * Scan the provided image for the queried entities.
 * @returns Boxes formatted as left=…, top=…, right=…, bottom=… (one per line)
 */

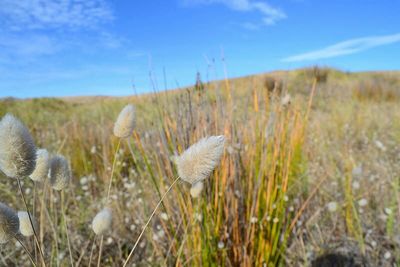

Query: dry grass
left=0, top=68, right=399, bottom=266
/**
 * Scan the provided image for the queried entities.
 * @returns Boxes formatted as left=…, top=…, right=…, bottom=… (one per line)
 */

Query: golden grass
left=0, top=68, right=399, bottom=266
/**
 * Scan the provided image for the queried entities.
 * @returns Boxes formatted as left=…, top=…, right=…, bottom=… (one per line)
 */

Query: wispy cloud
left=183, top=0, right=286, bottom=27
left=0, top=0, right=113, bottom=31
left=0, top=34, right=60, bottom=57
left=282, top=33, right=400, bottom=62
left=0, top=1, right=119, bottom=61
left=0, top=33, right=64, bottom=66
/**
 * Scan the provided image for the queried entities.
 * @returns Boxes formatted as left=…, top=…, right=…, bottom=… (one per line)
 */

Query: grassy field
left=0, top=67, right=399, bottom=266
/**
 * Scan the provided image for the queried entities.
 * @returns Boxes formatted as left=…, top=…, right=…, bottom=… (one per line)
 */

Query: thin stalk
left=88, top=236, right=96, bottom=267
left=106, top=139, right=121, bottom=201
left=97, top=236, right=104, bottom=267
left=15, top=235, right=37, bottom=267
left=61, top=191, right=74, bottom=266
left=95, top=139, right=121, bottom=265
left=17, top=177, right=47, bottom=267
left=122, top=177, right=180, bottom=267
left=32, top=181, right=38, bottom=262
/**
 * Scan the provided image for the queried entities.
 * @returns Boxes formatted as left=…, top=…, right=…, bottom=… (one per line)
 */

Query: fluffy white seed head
left=49, top=155, right=71, bottom=191
left=190, top=181, right=204, bottom=198
left=17, top=211, right=37, bottom=237
left=175, top=135, right=225, bottom=184
left=29, top=149, right=50, bottom=182
left=113, top=104, right=135, bottom=138
left=92, top=208, right=112, bottom=235
left=0, top=202, right=19, bottom=244
left=0, top=114, right=37, bottom=178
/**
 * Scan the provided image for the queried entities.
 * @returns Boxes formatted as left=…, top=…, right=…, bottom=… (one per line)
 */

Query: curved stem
left=122, top=177, right=180, bottom=267
left=15, top=235, right=37, bottom=267
left=95, top=139, right=120, bottom=265
left=17, top=177, right=47, bottom=267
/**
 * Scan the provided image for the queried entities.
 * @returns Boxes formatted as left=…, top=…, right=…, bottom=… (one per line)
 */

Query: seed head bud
left=49, top=155, right=71, bottom=191
left=0, top=202, right=19, bottom=244
left=113, top=105, right=135, bottom=138
left=92, top=208, right=112, bottom=235
left=29, top=149, right=50, bottom=182
left=0, top=114, right=37, bottom=178
left=175, top=135, right=225, bottom=184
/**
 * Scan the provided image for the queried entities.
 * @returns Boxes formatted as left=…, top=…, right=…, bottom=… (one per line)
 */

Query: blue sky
left=0, top=0, right=399, bottom=98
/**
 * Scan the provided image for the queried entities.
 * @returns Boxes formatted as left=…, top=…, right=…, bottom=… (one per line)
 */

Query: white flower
left=80, top=176, right=88, bottom=185
left=358, top=199, right=368, bottom=207
left=327, top=202, right=338, bottom=212
left=160, top=213, right=169, bottom=221
left=384, top=208, right=392, bottom=215
left=374, top=140, right=386, bottom=151
left=92, top=208, right=112, bottom=235
left=352, top=181, right=360, bottom=190
left=174, top=136, right=225, bottom=184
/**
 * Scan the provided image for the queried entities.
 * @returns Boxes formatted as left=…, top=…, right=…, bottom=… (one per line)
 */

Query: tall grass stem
left=15, top=235, right=37, bottom=267
left=17, top=177, right=47, bottom=267
left=122, top=177, right=180, bottom=267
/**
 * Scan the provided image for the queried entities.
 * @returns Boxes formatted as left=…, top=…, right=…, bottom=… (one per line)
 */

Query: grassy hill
left=0, top=67, right=399, bottom=266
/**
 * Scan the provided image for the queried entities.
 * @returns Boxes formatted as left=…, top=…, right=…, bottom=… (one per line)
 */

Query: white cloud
left=282, top=33, right=400, bottom=62
left=0, top=0, right=113, bottom=30
left=0, top=34, right=60, bottom=57
left=184, top=0, right=286, bottom=26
